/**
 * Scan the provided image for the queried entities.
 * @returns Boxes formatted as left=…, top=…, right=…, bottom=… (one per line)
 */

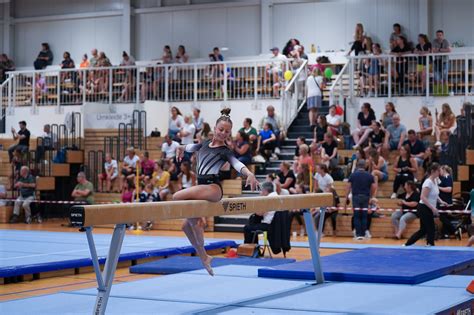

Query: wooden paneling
left=467, top=150, right=474, bottom=165
left=66, top=151, right=84, bottom=164
left=36, top=177, right=55, bottom=191
left=51, top=164, right=70, bottom=177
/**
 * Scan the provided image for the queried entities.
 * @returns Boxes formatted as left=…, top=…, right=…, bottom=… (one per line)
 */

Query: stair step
left=213, top=223, right=245, bottom=233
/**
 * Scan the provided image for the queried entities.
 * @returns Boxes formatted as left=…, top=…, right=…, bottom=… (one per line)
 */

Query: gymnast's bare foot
left=202, top=255, right=214, bottom=276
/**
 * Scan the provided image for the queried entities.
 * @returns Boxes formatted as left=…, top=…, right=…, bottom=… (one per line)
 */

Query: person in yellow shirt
left=152, top=159, right=170, bottom=201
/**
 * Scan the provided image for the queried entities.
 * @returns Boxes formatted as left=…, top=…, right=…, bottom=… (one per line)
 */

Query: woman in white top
left=326, top=105, right=342, bottom=136
left=168, top=106, right=184, bottom=139
left=98, top=153, right=118, bottom=192
left=405, top=163, right=447, bottom=246
left=178, top=161, right=196, bottom=190
left=178, top=115, right=196, bottom=145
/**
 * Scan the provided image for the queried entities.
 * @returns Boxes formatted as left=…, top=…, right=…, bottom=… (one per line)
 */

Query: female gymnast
left=173, top=108, right=260, bottom=275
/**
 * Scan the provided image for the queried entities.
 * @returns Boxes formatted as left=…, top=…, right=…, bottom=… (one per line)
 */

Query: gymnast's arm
left=228, top=154, right=259, bottom=190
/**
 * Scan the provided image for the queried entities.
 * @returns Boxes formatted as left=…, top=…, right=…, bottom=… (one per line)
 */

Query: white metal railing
left=2, top=58, right=296, bottom=110
left=329, top=61, right=349, bottom=106
left=282, top=59, right=308, bottom=131
left=346, top=52, right=474, bottom=98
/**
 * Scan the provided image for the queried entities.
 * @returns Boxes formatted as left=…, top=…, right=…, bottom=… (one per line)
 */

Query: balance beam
left=70, top=193, right=334, bottom=227
left=71, top=193, right=333, bottom=315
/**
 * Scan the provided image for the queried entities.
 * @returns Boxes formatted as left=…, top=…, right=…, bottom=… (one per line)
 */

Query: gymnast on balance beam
left=173, top=108, right=260, bottom=276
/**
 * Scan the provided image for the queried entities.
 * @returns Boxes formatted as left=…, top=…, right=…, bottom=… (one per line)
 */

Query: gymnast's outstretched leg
left=173, top=184, right=222, bottom=276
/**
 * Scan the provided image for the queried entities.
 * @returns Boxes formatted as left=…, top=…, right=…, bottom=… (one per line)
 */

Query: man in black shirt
left=403, top=129, right=425, bottom=166
left=391, top=36, right=412, bottom=94
left=8, top=121, right=30, bottom=162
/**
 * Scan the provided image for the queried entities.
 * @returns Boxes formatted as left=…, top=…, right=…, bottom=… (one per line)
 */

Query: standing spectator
left=391, top=144, right=418, bottom=199
left=345, top=160, right=376, bottom=240
left=161, top=134, right=180, bottom=160
left=432, top=30, right=451, bottom=83
left=256, top=122, right=276, bottom=161
left=352, top=102, right=376, bottom=149
left=347, top=23, right=365, bottom=56
left=418, top=106, right=433, bottom=138
left=403, top=130, right=426, bottom=166
left=405, top=163, right=446, bottom=246
left=391, top=181, right=419, bottom=239
left=89, top=49, right=99, bottom=67
left=391, top=36, right=412, bottom=94
left=80, top=54, right=90, bottom=68
left=414, top=34, right=432, bottom=92
left=434, top=103, right=456, bottom=145
left=8, top=121, right=30, bottom=162
left=321, top=132, right=338, bottom=170
left=177, top=115, right=196, bottom=145
left=168, top=106, right=184, bottom=140
left=385, top=114, right=407, bottom=151
left=239, top=118, right=258, bottom=143
left=366, top=43, right=382, bottom=97
left=230, top=130, right=252, bottom=166
left=34, top=43, right=53, bottom=70
left=161, top=45, right=173, bottom=64
left=389, top=23, right=406, bottom=49
left=438, top=165, right=461, bottom=239
left=140, top=152, right=155, bottom=183
left=71, top=172, right=94, bottom=205
left=207, top=47, right=224, bottom=78
left=120, top=51, right=136, bottom=66
left=192, top=106, right=204, bottom=136
left=178, top=161, right=196, bottom=190
left=119, top=147, right=140, bottom=189
left=60, top=52, right=76, bottom=85
left=381, top=102, right=397, bottom=129
left=326, top=105, right=342, bottom=136
left=175, top=45, right=189, bottom=63
left=243, top=182, right=276, bottom=244
left=259, top=105, right=285, bottom=154
left=306, top=68, right=325, bottom=128
left=0, top=53, right=15, bottom=83
left=9, top=166, right=36, bottom=224
left=152, top=160, right=170, bottom=201
left=36, top=124, right=56, bottom=163
left=277, top=162, right=296, bottom=190
left=98, top=153, right=118, bottom=193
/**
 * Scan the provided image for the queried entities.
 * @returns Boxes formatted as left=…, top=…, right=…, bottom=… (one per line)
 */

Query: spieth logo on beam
left=222, top=201, right=247, bottom=212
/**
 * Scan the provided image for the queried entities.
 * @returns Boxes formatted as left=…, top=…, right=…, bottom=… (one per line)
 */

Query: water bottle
left=311, top=44, right=316, bottom=53
left=317, top=46, right=321, bottom=53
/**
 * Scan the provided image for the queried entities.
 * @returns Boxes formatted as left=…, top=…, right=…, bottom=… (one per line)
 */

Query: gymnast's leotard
left=185, top=140, right=246, bottom=194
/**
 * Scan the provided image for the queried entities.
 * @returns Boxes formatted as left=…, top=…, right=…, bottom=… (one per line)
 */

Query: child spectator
left=152, top=160, right=170, bottom=201
left=368, top=148, right=388, bottom=197
left=434, top=103, right=456, bottom=146
left=168, top=106, right=184, bottom=140
left=98, top=153, right=118, bottom=193
left=326, top=105, right=342, bottom=136
left=256, top=122, right=277, bottom=161
left=178, top=161, right=196, bottom=190
left=381, top=102, right=397, bottom=129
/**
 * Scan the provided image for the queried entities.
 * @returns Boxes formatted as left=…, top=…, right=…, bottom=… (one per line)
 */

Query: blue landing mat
left=418, top=275, right=474, bottom=288
left=258, top=247, right=474, bottom=284
left=0, top=230, right=236, bottom=277
left=130, top=256, right=296, bottom=274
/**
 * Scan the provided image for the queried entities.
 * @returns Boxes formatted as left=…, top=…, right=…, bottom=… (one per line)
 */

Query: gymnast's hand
left=245, top=173, right=260, bottom=191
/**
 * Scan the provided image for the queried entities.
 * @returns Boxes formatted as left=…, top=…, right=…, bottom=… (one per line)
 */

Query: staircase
left=214, top=101, right=330, bottom=233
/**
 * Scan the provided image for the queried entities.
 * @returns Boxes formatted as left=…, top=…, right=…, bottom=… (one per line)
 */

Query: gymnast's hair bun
left=220, top=108, right=231, bottom=117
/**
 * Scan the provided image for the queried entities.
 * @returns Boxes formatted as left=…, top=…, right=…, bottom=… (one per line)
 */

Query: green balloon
left=324, top=68, right=333, bottom=79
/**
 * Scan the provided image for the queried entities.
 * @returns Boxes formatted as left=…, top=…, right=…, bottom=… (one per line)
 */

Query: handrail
left=284, top=59, right=308, bottom=93
left=347, top=51, right=474, bottom=60
left=329, top=61, right=349, bottom=105
left=281, top=60, right=308, bottom=131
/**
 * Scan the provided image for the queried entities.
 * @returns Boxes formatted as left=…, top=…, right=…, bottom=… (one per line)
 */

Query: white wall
left=430, top=0, right=474, bottom=47
left=134, top=4, right=261, bottom=60
left=346, top=96, right=468, bottom=132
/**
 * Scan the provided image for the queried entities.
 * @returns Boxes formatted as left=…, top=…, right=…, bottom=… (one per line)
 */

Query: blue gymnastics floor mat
left=130, top=256, right=296, bottom=274
left=0, top=230, right=236, bottom=278
left=258, top=247, right=474, bottom=284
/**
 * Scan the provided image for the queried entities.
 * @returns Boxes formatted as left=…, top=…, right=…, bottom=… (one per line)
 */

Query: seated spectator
left=326, top=105, right=342, bottom=136
left=259, top=105, right=285, bottom=154
left=192, top=105, right=204, bottom=137
left=72, top=172, right=94, bottom=205
left=277, top=162, right=296, bottom=190
left=9, top=166, right=36, bottom=224
left=0, top=53, right=15, bottom=83
left=351, top=147, right=367, bottom=174
left=438, top=165, right=460, bottom=239
left=434, top=103, right=456, bottom=145
left=391, top=144, right=417, bottom=199
left=418, top=106, right=433, bottom=138
left=367, top=121, right=387, bottom=155
left=175, top=45, right=189, bottom=63
left=97, top=51, right=112, bottom=67
left=140, top=151, right=155, bottom=183
left=298, top=144, right=314, bottom=170
left=178, top=161, right=196, bottom=190
left=385, top=114, right=407, bottom=151
left=79, top=54, right=90, bottom=68
left=196, top=123, right=211, bottom=143
left=94, top=52, right=112, bottom=93
left=313, top=164, right=334, bottom=193
left=89, top=49, right=99, bottom=67
left=177, top=115, right=196, bottom=145
left=292, top=162, right=310, bottom=192
left=381, top=102, right=397, bottom=129
left=294, top=136, right=307, bottom=160
left=117, top=51, right=137, bottom=102
left=391, top=180, right=419, bottom=239
left=0, top=183, right=6, bottom=207
left=35, top=124, right=57, bottom=163
left=8, top=121, right=30, bottom=162
left=243, top=182, right=277, bottom=243
left=161, top=134, right=180, bottom=161
left=121, top=180, right=135, bottom=203
left=438, top=130, right=450, bottom=155
left=256, top=122, right=277, bottom=161
left=119, top=147, right=140, bottom=188
left=403, top=129, right=425, bottom=166
left=60, top=51, right=75, bottom=72
left=152, top=160, right=170, bottom=201
left=321, top=132, right=338, bottom=170
left=414, top=34, right=432, bottom=92
left=266, top=47, right=287, bottom=97
left=34, top=43, right=53, bottom=70
left=306, top=68, right=325, bottom=127
left=239, top=118, right=258, bottom=143
left=422, top=145, right=439, bottom=172
left=98, top=153, right=118, bottom=193
left=10, top=149, right=22, bottom=190
left=368, top=148, right=388, bottom=197
left=283, top=38, right=300, bottom=57
left=120, top=51, right=136, bottom=66
left=230, top=130, right=252, bottom=166
left=352, top=103, right=376, bottom=149
left=313, top=115, right=328, bottom=146
left=168, top=106, right=184, bottom=140
left=432, top=30, right=451, bottom=83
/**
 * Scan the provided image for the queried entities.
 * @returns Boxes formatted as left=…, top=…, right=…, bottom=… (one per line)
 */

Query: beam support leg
left=303, top=208, right=325, bottom=284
